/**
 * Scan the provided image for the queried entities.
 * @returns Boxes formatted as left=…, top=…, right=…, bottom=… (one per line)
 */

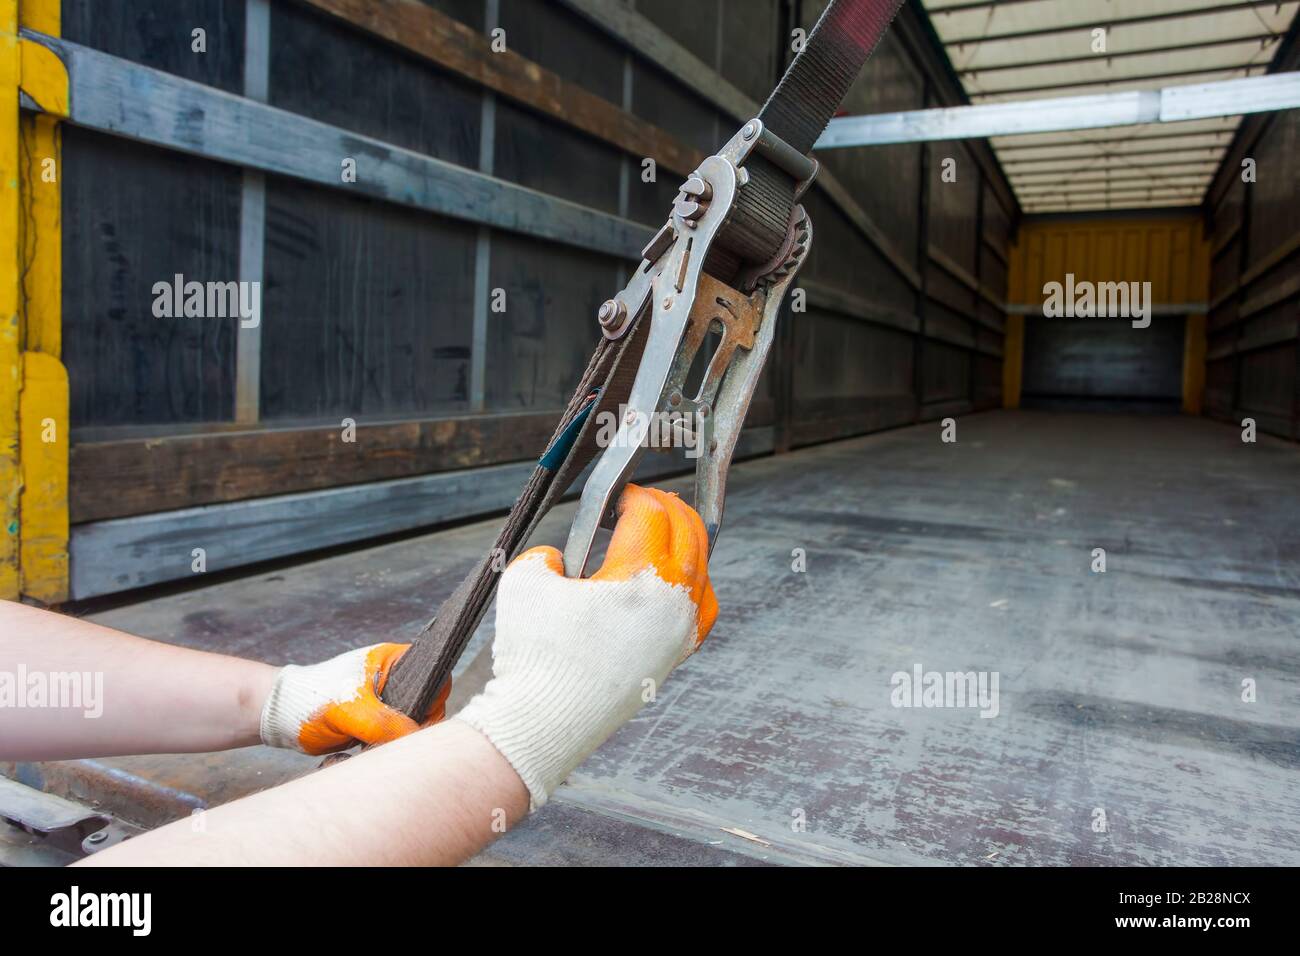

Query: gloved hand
left=456, top=484, right=718, bottom=809
left=259, top=643, right=450, bottom=755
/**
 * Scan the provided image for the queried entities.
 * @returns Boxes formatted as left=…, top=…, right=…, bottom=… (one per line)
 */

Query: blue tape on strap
left=539, top=389, right=601, bottom=470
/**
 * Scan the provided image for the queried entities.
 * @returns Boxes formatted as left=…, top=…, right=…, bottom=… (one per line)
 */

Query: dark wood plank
left=69, top=412, right=561, bottom=522
left=1240, top=230, right=1300, bottom=288
left=43, top=34, right=652, bottom=260
left=61, top=127, right=241, bottom=429
left=62, top=0, right=245, bottom=93
left=296, top=0, right=707, bottom=176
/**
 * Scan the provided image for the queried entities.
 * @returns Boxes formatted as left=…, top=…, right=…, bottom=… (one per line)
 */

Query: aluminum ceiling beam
left=816, top=72, right=1300, bottom=147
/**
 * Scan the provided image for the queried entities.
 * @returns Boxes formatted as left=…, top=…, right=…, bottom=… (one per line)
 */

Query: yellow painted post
left=17, top=0, right=54, bottom=33
left=1, top=0, right=22, bottom=599
left=19, top=108, right=61, bottom=358
left=19, top=351, right=65, bottom=597
left=15, top=0, right=67, bottom=601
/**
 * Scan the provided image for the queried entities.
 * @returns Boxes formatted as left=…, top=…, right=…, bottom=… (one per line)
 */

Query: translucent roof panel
left=922, top=0, right=1299, bottom=212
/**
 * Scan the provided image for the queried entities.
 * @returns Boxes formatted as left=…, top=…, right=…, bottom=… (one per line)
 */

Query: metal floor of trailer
left=8, top=410, right=1300, bottom=866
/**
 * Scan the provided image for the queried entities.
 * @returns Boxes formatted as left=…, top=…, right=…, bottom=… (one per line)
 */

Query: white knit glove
left=260, top=643, right=450, bottom=755
left=456, top=484, right=718, bottom=809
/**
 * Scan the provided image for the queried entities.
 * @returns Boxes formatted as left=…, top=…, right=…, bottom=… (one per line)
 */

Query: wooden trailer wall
left=1202, top=22, right=1300, bottom=442
left=6, top=0, right=1016, bottom=601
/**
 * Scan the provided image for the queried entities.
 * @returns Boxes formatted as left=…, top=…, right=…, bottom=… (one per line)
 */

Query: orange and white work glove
left=259, top=643, right=449, bottom=755
left=455, top=484, right=718, bottom=810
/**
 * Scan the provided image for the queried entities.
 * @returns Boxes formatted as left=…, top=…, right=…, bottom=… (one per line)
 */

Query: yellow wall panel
left=1009, top=217, right=1209, bottom=306
left=1004, top=215, right=1212, bottom=413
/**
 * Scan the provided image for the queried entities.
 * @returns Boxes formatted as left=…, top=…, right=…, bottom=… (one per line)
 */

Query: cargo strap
left=380, top=0, right=905, bottom=720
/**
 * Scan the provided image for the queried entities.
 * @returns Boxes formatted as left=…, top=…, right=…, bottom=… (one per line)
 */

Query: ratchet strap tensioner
left=379, top=0, right=907, bottom=720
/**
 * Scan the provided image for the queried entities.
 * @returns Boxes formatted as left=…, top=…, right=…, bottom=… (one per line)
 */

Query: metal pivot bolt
left=673, top=175, right=713, bottom=224
left=597, top=298, right=626, bottom=329
left=742, top=122, right=758, bottom=140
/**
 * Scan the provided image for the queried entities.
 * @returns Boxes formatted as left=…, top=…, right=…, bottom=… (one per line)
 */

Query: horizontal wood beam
left=818, top=175, right=922, bottom=288
left=70, top=459, right=540, bottom=599
left=68, top=426, right=775, bottom=599
left=928, top=244, right=979, bottom=292
left=925, top=319, right=977, bottom=350
left=981, top=232, right=1009, bottom=265
left=1210, top=219, right=1241, bottom=258
left=1236, top=316, right=1299, bottom=352
left=556, top=0, right=755, bottom=120
left=788, top=395, right=917, bottom=449
left=970, top=310, right=1005, bottom=335
left=24, top=32, right=652, bottom=260
left=69, top=411, right=564, bottom=524
left=1239, top=229, right=1300, bottom=287
left=803, top=281, right=921, bottom=334
left=1239, top=272, right=1300, bottom=320
left=1208, top=282, right=1239, bottom=312
left=295, top=0, right=707, bottom=177
left=918, top=398, right=975, bottom=422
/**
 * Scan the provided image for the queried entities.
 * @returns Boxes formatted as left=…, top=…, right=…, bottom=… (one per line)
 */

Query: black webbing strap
left=380, top=0, right=905, bottom=720
left=715, top=0, right=906, bottom=277
left=762, top=0, right=905, bottom=154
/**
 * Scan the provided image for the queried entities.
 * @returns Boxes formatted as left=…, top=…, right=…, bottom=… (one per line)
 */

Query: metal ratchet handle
left=561, top=156, right=739, bottom=578
left=701, top=208, right=810, bottom=550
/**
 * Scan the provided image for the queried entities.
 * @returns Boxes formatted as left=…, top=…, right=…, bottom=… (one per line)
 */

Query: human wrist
left=453, top=670, right=629, bottom=811
left=239, top=661, right=279, bottom=748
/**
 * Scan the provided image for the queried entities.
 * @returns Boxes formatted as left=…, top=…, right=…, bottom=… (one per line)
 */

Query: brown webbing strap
left=381, top=312, right=651, bottom=718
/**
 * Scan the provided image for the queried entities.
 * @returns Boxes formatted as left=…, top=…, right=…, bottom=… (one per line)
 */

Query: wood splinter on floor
left=721, top=827, right=772, bottom=847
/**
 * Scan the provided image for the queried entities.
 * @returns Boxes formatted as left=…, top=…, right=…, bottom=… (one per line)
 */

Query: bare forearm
left=78, top=720, right=529, bottom=866
left=0, top=601, right=276, bottom=760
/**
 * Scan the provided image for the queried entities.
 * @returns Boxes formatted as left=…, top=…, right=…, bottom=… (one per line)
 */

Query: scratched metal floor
left=15, top=410, right=1300, bottom=865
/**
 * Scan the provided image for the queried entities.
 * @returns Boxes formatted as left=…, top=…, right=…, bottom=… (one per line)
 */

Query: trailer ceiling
left=922, top=0, right=1299, bottom=213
